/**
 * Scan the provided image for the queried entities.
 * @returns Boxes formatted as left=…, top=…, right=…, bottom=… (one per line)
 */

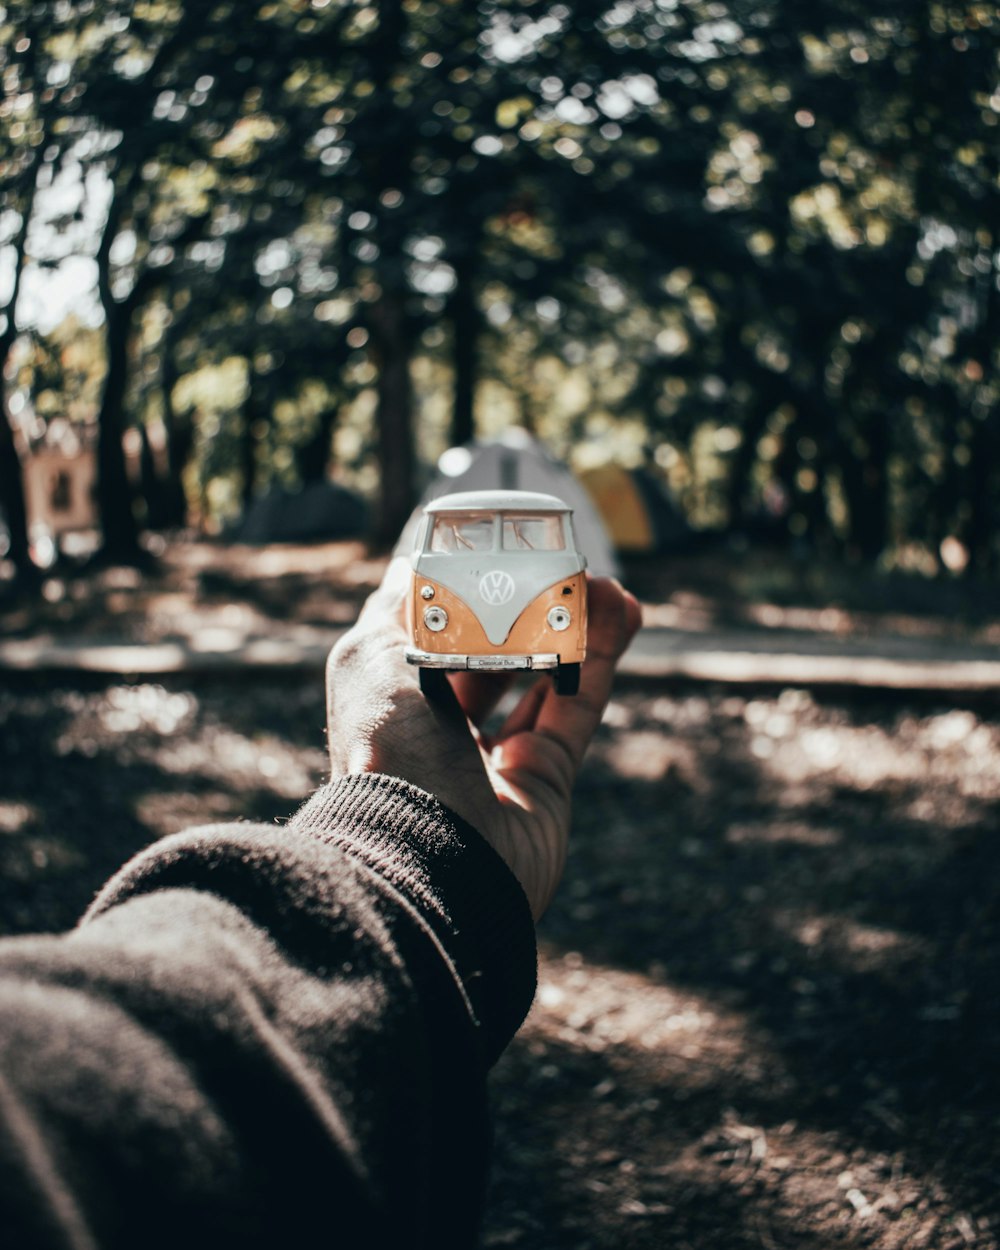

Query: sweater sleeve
left=0, top=773, right=537, bottom=1250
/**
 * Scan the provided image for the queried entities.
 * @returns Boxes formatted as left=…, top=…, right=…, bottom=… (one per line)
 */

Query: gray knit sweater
left=0, top=774, right=537, bottom=1249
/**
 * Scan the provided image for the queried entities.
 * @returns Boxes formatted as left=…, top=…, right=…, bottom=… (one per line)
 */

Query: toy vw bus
left=405, top=490, right=587, bottom=695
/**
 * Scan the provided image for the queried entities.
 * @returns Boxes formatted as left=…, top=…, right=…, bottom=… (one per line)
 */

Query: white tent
left=395, top=429, right=619, bottom=578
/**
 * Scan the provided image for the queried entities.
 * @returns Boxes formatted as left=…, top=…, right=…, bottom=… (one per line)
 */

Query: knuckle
left=328, top=632, right=357, bottom=669
left=328, top=629, right=371, bottom=680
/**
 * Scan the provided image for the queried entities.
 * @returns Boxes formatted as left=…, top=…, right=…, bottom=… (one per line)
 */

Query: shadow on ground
left=1, top=673, right=998, bottom=1248
left=483, top=686, right=1000, bottom=1249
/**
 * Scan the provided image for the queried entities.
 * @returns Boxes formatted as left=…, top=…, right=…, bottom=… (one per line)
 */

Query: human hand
left=325, top=559, right=641, bottom=920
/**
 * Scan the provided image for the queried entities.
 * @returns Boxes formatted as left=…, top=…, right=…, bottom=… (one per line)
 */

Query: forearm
left=0, top=775, right=536, bottom=1249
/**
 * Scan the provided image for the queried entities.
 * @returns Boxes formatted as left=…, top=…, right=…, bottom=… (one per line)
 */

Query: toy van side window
left=429, top=513, right=495, bottom=553
left=501, top=513, right=565, bottom=552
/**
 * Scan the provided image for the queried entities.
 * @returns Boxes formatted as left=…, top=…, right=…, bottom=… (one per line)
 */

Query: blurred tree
left=0, top=136, right=42, bottom=580
left=588, top=0, right=999, bottom=567
left=0, top=1, right=67, bottom=580
left=77, top=2, right=239, bottom=562
left=4, top=0, right=997, bottom=571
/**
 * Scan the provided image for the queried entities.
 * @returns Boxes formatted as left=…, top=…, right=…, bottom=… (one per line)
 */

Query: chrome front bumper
left=405, top=648, right=560, bottom=672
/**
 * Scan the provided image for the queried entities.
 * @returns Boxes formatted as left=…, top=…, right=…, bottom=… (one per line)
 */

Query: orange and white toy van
left=404, top=489, right=588, bottom=695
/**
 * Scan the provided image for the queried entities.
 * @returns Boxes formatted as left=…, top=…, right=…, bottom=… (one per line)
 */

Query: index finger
left=530, top=576, right=642, bottom=768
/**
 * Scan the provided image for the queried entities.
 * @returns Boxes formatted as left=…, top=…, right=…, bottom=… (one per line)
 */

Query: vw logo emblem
left=479, top=570, right=516, bottom=606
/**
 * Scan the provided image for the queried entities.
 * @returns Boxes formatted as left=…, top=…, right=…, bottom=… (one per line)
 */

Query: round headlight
left=547, top=605, right=572, bottom=632
left=424, top=605, right=448, bottom=632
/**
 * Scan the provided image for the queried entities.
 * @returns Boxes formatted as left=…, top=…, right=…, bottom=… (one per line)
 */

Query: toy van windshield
left=404, top=489, right=588, bottom=696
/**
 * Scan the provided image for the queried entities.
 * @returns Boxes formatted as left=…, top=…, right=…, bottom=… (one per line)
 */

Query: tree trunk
left=725, top=396, right=775, bottom=530
left=95, top=303, right=143, bottom=563
left=241, top=398, right=257, bottom=510
left=138, top=423, right=169, bottom=531
left=449, top=253, right=480, bottom=448
left=962, top=252, right=999, bottom=574
left=362, top=0, right=415, bottom=547
left=297, top=407, right=338, bottom=485
left=0, top=141, right=43, bottom=582
left=0, top=397, right=34, bottom=579
left=240, top=380, right=272, bottom=508
left=850, top=410, right=890, bottom=563
left=159, top=339, right=190, bottom=529
left=965, top=412, right=997, bottom=574
left=369, top=290, right=415, bottom=548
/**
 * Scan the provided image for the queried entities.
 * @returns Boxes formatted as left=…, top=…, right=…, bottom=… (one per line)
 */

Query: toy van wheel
left=553, top=662, right=580, bottom=696
left=419, top=666, right=467, bottom=712
left=419, top=666, right=446, bottom=698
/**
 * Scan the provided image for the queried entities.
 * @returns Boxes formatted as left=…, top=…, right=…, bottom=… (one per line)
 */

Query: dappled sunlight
left=4, top=667, right=1000, bottom=1246
left=604, top=729, right=701, bottom=784
left=601, top=694, right=716, bottom=784
left=532, top=948, right=772, bottom=1076
left=601, top=685, right=1000, bottom=795
left=0, top=833, right=84, bottom=884
left=181, top=541, right=383, bottom=586
left=757, top=706, right=1000, bottom=801
left=3, top=0, right=999, bottom=1237
left=132, top=789, right=252, bottom=839
left=772, top=908, right=931, bottom=972
left=552, top=685, right=1000, bottom=1239
left=0, top=800, right=41, bottom=835
left=725, top=818, right=842, bottom=848
left=97, top=685, right=195, bottom=736
left=45, top=683, right=328, bottom=801
left=489, top=944, right=981, bottom=1249
left=187, top=626, right=252, bottom=654
left=142, top=722, right=325, bottom=800
left=0, top=542, right=385, bottom=654
left=0, top=796, right=84, bottom=887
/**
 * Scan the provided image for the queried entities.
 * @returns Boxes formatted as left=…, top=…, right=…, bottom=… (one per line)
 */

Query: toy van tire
left=418, top=667, right=450, bottom=701
left=554, top=662, right=580, bottom=697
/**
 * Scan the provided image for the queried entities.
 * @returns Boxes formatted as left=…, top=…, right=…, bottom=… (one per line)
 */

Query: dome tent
left=228, top=481, right=368, bottom=544
left=395, top=429, right=620, bottom=578
left=578, top=462, right=691, bottom=554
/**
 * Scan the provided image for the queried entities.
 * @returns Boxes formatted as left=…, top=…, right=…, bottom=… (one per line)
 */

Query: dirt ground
left=1, top=540, right=999, bottom=1249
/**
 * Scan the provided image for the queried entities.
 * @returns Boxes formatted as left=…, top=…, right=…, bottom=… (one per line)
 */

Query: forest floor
left=1, top=537, right=999, bottom=1249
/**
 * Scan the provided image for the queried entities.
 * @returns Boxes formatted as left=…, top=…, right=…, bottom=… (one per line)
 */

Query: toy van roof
left=424, top=490, right=572, bottom=515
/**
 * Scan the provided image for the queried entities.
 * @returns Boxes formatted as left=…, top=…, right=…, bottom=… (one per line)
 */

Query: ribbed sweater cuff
left=288, top=773, right=537, bottom=1065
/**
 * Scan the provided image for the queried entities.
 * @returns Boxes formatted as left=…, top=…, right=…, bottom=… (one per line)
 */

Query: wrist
left=289, top=774, right=538, bottom=1063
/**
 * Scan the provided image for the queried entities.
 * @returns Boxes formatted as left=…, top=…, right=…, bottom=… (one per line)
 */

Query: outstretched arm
left=0, top=568, right=639, bottom=1249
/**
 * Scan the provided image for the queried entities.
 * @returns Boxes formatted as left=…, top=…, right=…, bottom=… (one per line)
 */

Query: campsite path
left=2, top=620, right=998, bottom=697
left=4, top=539, right=1000, bottom=1249
left=1, top=539, right=997, bottom=694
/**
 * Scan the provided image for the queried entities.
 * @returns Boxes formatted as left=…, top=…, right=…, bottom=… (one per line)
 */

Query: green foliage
left=2, top=0, right=997, bottom=569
